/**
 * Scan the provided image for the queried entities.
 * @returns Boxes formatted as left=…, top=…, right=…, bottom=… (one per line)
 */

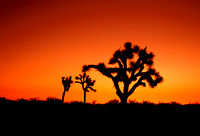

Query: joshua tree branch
left=117, top=59, right=123, bottom=69
left=83, top=64, right=114, bottom=78
left=135, top=64, right=144, bottom=77
left=127, top=76, right=143, bottom=97
left=112, top=78, right=123, bottom=99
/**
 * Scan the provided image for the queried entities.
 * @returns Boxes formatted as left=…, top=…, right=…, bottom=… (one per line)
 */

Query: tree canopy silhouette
left=61, top=76, right=73, bottom=103
left=82, top=42, right=163, bottom=103
left=75, top=73, right=96, bottom=104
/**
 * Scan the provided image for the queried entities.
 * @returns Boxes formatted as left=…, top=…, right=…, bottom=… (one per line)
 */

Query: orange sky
left=0, top=0, right=200, bottom=104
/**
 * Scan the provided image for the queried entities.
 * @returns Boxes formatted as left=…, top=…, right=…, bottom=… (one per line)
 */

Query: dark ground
left=1, top=97, right=200, bottom=130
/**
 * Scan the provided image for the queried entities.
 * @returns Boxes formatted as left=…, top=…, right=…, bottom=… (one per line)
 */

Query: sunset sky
left=0, top=0, right=200, bottom=104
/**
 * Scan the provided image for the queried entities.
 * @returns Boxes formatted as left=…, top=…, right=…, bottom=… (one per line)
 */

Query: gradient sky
left=0, top=0, right=200, bottom=104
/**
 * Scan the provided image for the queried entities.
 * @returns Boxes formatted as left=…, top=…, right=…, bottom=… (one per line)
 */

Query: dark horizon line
left=0, top=96, right=199, bottom=105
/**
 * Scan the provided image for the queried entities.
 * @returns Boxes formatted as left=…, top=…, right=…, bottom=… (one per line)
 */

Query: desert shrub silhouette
left=61, top=76, right=73, bottom=103
left=82, top=42, right=163, bottom=103
left=75, top=73, right=96, bottom=104
left=106, top=99, right=119, bottom=104
left=46, top=97, right=62, bottom=104
left=1, top=97, right=200, bottom=114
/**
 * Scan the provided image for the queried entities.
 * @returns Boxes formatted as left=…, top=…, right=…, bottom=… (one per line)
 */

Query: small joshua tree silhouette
left=75, top=73, right=96, bottom=104
left=82, top=42, right=163, bottom=104
left=61, top=76, right=73, bottom=103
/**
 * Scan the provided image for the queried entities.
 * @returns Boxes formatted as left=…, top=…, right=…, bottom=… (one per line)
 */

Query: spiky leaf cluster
left=75, top=73, right=96, bottom=92
left=62, top=76, right=73, bottom=92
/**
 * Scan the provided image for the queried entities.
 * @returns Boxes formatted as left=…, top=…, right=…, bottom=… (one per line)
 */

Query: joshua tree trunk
left=120, top=96, right=128, bottom=104
left=62, top=90, right=66, bottom=103
left=113, top=79, right=128, bottom=104
left=84, top=90, right=86, bottom=104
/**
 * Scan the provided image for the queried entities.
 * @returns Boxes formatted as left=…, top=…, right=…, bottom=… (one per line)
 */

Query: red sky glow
left=0, top=0, right=200, bottom=104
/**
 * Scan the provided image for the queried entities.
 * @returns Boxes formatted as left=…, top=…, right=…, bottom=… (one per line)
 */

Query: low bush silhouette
left=46, top=97, right=63, bottom=104
left=106, top=99, right=119, bottom=104
left=1, top=97, right=200, bottom=114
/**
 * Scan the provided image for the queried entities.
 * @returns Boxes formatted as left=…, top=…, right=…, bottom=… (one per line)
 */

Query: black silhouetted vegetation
left=2, top=42, right=199, bottom=116
left=82, top=42, right=163, bottom=103
left=0, top=97, right=63, bottom=104
left=75, top=73, right=96, bottom=103
left=1, top=97, right=200, bottom=114
left=61, top=76, right=73, bottom=103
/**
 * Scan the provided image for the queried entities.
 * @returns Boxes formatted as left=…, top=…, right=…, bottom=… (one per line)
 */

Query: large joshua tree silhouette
left=61, top=76, right=73, bottom=103
left=82, top=42, right=163, bottom=104
left=75, top=73, right=96, bottom=104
